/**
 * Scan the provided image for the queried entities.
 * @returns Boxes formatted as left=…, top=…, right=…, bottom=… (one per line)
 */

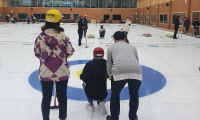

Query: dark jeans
left=110, top=77, right=141, bottom=120
left=173, top=27, right=179, bottom=38
left=186, top=26, right=189, bottom=32
left=100, top=31, right=105, bottom=37
left=78, top=30, right=83, bottom=46
left=41, top=80, right=68, bottom=120
left=123, top=31, right=129, bottom=43
left=82, top=82, right=104, bottom=104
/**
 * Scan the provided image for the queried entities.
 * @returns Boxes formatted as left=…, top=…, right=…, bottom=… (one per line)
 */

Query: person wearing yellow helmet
left=83, top=14, right=88, bottom=37
left=34, top=9, right=75, bottom=120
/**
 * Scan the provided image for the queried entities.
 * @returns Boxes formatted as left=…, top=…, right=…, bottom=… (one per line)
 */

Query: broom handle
left=54, top=83, right=57, bottom=106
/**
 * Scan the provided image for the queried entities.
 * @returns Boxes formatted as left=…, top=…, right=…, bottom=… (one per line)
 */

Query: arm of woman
left=64, top=36, right=75, bottom=58
left=34, top=37, right=41, bottom=58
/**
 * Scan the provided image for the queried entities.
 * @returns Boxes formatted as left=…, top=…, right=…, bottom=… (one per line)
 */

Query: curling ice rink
left=0, top=22, right=200, bottom=120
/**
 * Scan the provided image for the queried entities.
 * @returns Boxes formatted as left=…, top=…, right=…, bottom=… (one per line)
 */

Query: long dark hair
left=41, top=21, right=64, bottom=33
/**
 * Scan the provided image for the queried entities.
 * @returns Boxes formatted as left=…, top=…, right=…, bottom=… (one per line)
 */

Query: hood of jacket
left=40, top=29, right=66, bottom=44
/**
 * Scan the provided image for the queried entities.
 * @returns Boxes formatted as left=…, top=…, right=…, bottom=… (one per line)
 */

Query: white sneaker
left=85, top=103, right=95, bottom=112
left=99, top=102, right=107, bottom=115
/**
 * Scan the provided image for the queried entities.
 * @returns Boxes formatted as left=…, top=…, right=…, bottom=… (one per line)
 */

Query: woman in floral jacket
left=34, top=9, right=75, bottom=120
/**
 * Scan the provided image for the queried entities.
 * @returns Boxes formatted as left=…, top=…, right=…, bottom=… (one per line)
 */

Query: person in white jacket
left=121, top=17, right=131, bottom=43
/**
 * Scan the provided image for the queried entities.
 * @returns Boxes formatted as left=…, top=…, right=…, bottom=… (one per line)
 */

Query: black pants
left=78, top=30, right=83, bottom=46
left=100, top=31, right=105, bottom=37
left=173, top=27, right=179, bottom=38
left=110, top=77, right=141, bottom=120
left=123, top=31, right=129, bottom=43
left=41, top=80, right=68, bottom=120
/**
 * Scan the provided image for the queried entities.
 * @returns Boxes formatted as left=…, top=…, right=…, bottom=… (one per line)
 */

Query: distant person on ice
left=173, top=15, right=180, bottom=39
left=121, top=17, right=131, bottom=43
left=78, top=15, right=84, bottom=46
left=183, top=17, right=189, bottom=34
left=192, top=17, right=199, bottom=37
left=34, top=9, right=75, bottom=120
left=99, top=25, right=106, bottom=38
left=27, top=15, right=30, bottom=24
left=106, top=31, right=142, bottom=120
left=80, top=47, right=108, bottom=115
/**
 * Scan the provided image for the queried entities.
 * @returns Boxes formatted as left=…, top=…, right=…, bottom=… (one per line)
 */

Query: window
left=14, top=0, right=22, bottom=7
left=62, top=14, right=70, bottom=20
left=53, top=0, right=61, bottom=7
left=144, top=15, right=148, bottom=22
left=77, top=0, right=85, bottom=8
left=73, top=14, right=79, bottom=20
left=61, top=0, right=68, bottom=7
left=99, top=0, right=106, bottom=8
left=151, top=14, right=156, bottom=23
left=7, top=0, right=14, bottom=7
left=41, top=14, right=46, bottom=19
left=160, top=14, right=168, bottom=24
left=68, top=0, right=75, bottom=8
left=107, top=0, right=113, bottom=8
left=23, top=0, right=31, bottom=7
left=0, top=14, right=3, bottom=20
left=172, top=13, right=185, bottom=24
left=192, top=12, right=200, bottom=23
left=33, top=14, right=41, bottom=19
left=104, top=15, right=110, bottom=20
left=130, top=0, right=137, bottom=8
left=7, top=0, right=137, bottom=8
left=140, top=14, right=143, bottom=22
left=18, top=13, right=27, bottom=20
left=46, top=0, right=53, bottom=7
left=114, top=0, right=121, bottom=8
left=33, top=13, right=46, bottom=19
left=91, top=0, right=98, bottom=8
left=122, top=0, right=129, bottom=8
left=113, top=15, right=121, bottom=20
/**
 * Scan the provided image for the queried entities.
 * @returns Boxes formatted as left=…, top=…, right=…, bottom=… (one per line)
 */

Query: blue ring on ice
left=29, top=60, right=167, bottom=101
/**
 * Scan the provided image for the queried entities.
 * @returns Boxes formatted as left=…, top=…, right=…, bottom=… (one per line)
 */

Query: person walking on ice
left=106, top=31, right=142, bottom=120
left=192, top=17, right=199, bottom=37
left=80, top=47, right=108, bottom=115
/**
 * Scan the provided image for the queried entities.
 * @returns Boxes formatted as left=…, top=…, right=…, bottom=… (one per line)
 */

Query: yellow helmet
left=46, top=9, right=62, bottom=23
left=84, top=14, right=88, bottom=17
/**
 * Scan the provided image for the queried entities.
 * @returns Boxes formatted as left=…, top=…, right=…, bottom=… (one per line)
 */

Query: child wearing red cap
left=192, top=17, right=199, bottom=37
left=99, top=25, right=106, bottom=38
left=80, top=47, right=108, bottom=115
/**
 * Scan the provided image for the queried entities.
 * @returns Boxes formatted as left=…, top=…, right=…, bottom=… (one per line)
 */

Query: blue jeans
left=82, top=82, right=104, bottom=104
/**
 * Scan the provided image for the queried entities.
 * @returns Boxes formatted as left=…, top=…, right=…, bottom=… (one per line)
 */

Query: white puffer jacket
left=122, top=21, right=131, bottom=33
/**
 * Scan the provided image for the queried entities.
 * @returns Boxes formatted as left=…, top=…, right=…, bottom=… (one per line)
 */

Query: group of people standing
left=34, top=9, right=141, bottom=120
left=27, top=15, right=39, bottom=24
left=173, top=15, right=199, bottom=39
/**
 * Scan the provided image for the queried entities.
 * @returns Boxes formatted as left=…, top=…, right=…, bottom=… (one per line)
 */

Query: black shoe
left=173, top=37, right=178, bottom=39
left=106, top=115, right=112, bottom=120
